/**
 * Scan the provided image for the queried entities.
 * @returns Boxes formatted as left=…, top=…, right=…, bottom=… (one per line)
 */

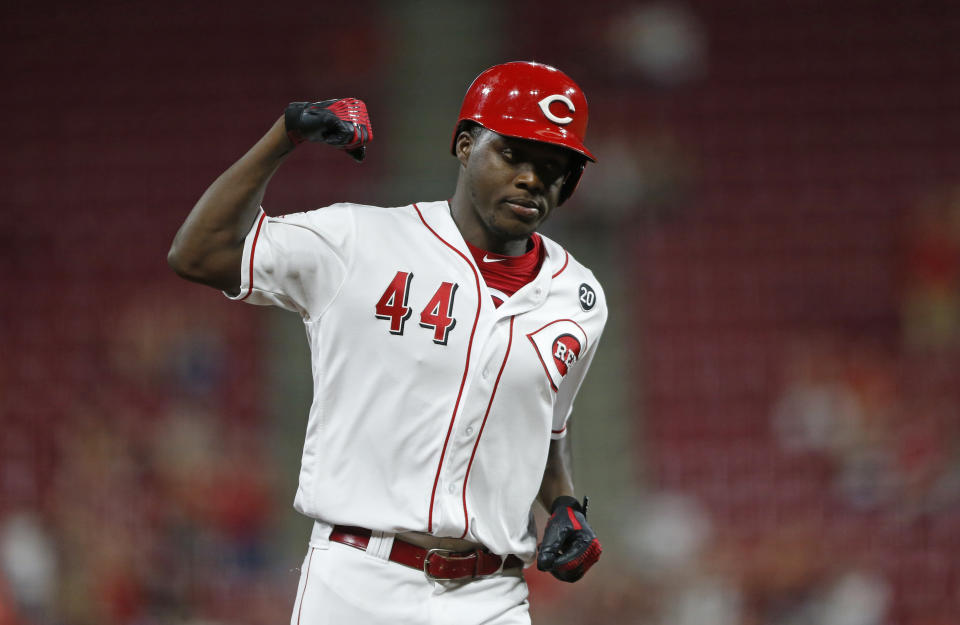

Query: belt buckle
left=423, top=548, right=479, bottom=582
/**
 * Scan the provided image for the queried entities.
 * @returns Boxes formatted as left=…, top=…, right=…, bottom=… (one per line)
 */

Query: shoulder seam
left=313, top=205, right=358, bottom=321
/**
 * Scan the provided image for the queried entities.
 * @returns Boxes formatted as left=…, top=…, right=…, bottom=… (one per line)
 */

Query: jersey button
left=482, top=368, right=489, bottom=379
left=448, top=483, right=457, bottom=494
left=465, top=426, right=474, bottom=436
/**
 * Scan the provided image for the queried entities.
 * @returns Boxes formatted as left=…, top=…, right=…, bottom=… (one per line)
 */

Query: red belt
left=330, top=525, right=523, bottom=581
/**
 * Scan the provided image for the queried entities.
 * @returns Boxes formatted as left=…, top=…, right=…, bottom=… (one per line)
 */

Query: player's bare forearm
left=536, top=430, right=602, bottom=582
left=168, top=116, right=295, bottom=293
left=538, top=435, right=576, bottom=510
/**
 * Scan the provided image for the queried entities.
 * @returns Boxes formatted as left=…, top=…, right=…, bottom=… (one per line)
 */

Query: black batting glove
left=537, top=496, right=602, bottom=583
left=284, top=98, right=373, bottom=162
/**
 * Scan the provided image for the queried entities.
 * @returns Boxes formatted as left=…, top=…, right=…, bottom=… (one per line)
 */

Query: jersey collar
left=417, top=200, right=566, bottom=315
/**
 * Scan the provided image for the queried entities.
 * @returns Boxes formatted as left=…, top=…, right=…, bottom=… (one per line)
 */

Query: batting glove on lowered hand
left=537, top=496, right=602, bottom=583
left=284, top=98, right=373, bottom=162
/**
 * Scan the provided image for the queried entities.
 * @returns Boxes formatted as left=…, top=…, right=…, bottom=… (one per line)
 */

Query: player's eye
left=541, top=161, right=565, bottom=182
left=500, top=148, right=515, bottom=162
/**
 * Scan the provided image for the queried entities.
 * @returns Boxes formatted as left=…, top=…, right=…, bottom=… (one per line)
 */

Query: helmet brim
left=452, top=118, right=597, bottom=163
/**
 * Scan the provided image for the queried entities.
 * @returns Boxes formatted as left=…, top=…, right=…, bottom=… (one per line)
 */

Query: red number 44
left=375, top=271, right=457, bottom=344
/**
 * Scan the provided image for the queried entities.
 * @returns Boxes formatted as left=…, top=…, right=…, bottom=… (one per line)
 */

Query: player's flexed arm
left=168, top=116, right=293, bottom=293
left=167, top=100, right=372, bottom=293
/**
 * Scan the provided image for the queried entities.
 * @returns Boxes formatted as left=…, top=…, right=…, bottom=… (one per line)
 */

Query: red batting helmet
left=452, top=61, right=595, bottom=204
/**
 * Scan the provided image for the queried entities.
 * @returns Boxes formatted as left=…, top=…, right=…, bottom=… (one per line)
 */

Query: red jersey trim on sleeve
left=239, top=212, right=267, bottom=302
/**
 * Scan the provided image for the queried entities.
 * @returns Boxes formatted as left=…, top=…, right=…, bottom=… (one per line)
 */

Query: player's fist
left=284, top=98, right=373, bottom=162
left=537, top=496, right=602, bottom=583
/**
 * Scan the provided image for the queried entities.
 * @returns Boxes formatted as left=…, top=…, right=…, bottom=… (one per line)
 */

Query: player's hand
left=284, top=98, right=373, bottom=162
left=537, top=496, right=602, bottom=583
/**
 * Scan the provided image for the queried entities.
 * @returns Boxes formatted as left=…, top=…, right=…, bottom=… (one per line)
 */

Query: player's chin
left=494, top=205, right=547, bottom=233
left=490, top=216, right=541, bottom=240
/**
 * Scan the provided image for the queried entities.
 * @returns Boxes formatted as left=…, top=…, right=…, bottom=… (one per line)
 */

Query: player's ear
left=455, top=130, right=474, bottom=166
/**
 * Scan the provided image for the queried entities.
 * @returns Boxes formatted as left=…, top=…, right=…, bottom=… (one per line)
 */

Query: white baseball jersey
left=227, top=200, right=607, bottom=562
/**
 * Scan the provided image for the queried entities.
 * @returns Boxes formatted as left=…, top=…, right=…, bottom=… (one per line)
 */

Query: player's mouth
left=502, top=197, right=542, bottom=221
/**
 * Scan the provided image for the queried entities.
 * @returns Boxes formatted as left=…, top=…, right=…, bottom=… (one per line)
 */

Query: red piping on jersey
left=551, top=250, right=570, bottom=278
left=296, top=547, right=315, bottom=625
left=239, top=212, right=267, bottom=301
left=459, top=315, right=515, bottom=539
left=552, top=424, right=568, bottom=435
left=526, top=319, right=589, bottom=393
left=414, top=203, right=483, bottom=533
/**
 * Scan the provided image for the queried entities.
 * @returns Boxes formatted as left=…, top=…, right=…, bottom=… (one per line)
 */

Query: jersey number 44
left=375, top=271, right=458, bottom=346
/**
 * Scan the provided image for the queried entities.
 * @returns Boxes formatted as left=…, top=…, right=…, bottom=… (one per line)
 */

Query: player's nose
left=513, top=164, right=545, bottom=193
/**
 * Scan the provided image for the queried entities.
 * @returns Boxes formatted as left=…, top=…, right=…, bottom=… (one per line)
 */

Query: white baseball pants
left=289, top=522, right=531, bottom=625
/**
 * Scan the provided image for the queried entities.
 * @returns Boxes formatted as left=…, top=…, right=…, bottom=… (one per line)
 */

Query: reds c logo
left=538, top=94, right=575, bottom=125
left=551, top=334, right=581, bottom=376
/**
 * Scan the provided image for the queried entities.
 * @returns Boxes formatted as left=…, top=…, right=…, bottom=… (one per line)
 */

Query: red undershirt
left=465, top=234, right=544, bottom=308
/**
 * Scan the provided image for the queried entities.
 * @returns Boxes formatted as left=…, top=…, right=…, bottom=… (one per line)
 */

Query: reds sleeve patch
left=526, top=320, right=588, bottom=392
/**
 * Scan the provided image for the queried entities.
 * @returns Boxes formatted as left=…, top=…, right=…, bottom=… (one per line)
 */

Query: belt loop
left=309, top=520, right=333, bottom=550
left=364, top=530, right=395, bottom=564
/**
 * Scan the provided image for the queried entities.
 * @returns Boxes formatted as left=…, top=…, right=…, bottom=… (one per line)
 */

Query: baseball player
left=168, top=61, right=605, bottom=624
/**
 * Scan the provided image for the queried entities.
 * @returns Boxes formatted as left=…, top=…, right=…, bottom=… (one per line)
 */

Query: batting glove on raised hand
left=537, top=496, right=602, bottom=583
left=284, top=98, right=373, bottom=162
